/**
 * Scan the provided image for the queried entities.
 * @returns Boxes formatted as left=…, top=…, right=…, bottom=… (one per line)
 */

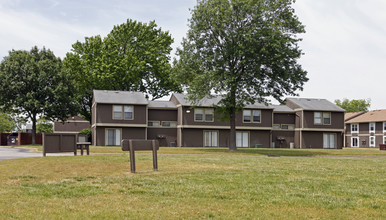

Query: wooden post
left=152, top=140, right=158, bottom=171
left=129, top=140, right=136, bottom=173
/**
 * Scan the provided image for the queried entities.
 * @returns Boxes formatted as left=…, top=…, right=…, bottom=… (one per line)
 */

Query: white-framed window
left=351, top=124, right=359, bottom=133
left=384, top=136, right=386, bottom=144
left=370, top=136, right=375, bottom=147
left=243, top=110, right=261, bottom=123
left=195, top=108, right=214, bottom=122
left=105, top=128, right=121, bottom=146
left=273, top=124, right=281, bottom=130
left=323, top=112, right=331, bottom=125
left=369, top=123, right=375, bottom=133
left=113, top=105, right=133, bottom=120
left=236, top=131, right=249, bottom=148
left=161, top=121, right=177, bottom=127
left=383, top=122, right=386, bottom=133
left=148, top=121, right=160, bottom=127
left=314, top=112, right=322, bottom=124
left=323, top=133, right=336, bottom=149
left=351, top=137, right=359, bottom=147
left=204, top=130, right=218, bottom=147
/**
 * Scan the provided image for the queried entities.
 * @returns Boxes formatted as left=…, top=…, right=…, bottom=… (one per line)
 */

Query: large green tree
left=64, top=19, right=181, bottom=121
left=174, top=0, right=308, bottom=150
left=0, top=47, right=79, bottom=144
left=335, top=98, right=371, bottom=112
left=0, top=112, right=16, bottom=133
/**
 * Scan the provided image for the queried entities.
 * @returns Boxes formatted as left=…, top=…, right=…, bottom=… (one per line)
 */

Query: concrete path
left=0, top=146, right=42, bottom=161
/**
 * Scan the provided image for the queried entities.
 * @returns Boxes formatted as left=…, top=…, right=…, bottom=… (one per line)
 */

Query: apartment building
left=345, top=110, right=386, bottom=147
left=91, top=90, right=345, bottom=149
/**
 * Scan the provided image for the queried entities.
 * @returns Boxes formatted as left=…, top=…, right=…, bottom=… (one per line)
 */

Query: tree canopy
left=0, top=46, right=79, bottom=143
left=174, top=0, right=308, bottom=150
left=335, top=98, right=371, bottom=112
left=0, top=112, right=16, bottom=133
left=64, top=19, right=181, bottom=121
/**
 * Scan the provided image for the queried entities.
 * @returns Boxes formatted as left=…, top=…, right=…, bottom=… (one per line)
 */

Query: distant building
left=345, top=110, right=386, bottom=147
left=53, top=116, right=90, bottom=133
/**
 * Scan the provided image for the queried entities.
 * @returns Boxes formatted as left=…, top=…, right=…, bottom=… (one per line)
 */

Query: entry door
left=351, top=137, right=359, bottom=148
left=204, top=131, right=218, bottom=147
left=323, top=133, right=336, bottom=149
left=106, top=129, right=121, bottom=146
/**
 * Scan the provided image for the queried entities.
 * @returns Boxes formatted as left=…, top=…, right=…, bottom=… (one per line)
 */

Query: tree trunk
left=32, top=114, right=37, bottom=145
left=229, top=88, right=237, bottom=151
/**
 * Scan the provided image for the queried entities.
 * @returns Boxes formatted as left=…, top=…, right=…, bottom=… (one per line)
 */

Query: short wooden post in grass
left=121, top=139, right=159, bottom=173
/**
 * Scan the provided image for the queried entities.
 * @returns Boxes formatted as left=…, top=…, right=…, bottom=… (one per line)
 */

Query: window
left=369, top=123, right=375, bottom=133
left=243, top=110, right=261, bottom=123
left=273, top=124, right=281, bottom=130
left=281, top=125, right=289, bottom=129
left=314, top=112, right=322, bottom=124
left=323, top=133, right=336, bottom=149
left=113, top=105, right=133, bottom=120
left=113, top=105, right=123, bottom=119
left=383, top=122, right=386, bottom=133
left=124, top=106, right=133, bottom=120
left=351, top=137, right=359, bottom=147
left=370, top=136, right=375, bottom=147
left=323, top=112, right=331, bottom=125
left=195, top=108, right=214, bottom=122
left=351, top=124, right=359, bottom=133
left=105, top=129, right=121, bottom=146
left=236, top=132, right=249, bottom=148
left=161, top=121, right=177, bottom=127
left=384, top=136, right=386, bottom=144
left=148, top=121, right=160, bottom=127
left=204, top=131, right=218, bottom=147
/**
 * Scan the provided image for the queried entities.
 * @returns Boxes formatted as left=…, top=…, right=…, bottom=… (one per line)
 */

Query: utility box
left=380, top=144, right=386, bottom=151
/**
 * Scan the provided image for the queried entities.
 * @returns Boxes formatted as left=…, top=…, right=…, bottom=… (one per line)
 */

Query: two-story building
left=91, top=90, right=345, bottom=149
left=345, top=110, right=386, bottom=147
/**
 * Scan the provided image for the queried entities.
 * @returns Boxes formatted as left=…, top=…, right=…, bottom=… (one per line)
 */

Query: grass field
left=0, top=148, right=385, bottom=219
left=17, top=144, right=386, bottom=156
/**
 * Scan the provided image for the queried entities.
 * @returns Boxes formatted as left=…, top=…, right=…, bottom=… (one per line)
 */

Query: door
left=323, top=133, right=336, bottom=149
left=236, top=132, right=249, bottom=148
left=105, top=129, right=121, bottom=146
left=351, top=137, right=359, bottom=148
left=204, top=131, right=218, bottom=147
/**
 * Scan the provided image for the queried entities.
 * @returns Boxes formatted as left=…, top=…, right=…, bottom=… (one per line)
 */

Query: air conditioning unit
left=170, top=142, right=176, bottom=147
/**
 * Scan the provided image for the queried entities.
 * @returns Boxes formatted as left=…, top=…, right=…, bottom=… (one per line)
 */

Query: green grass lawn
left=17, top=144, right=386, bottom=156
left=0, top=152, right=385, bottom=219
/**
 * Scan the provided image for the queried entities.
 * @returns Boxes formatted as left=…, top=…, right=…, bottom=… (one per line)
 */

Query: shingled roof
left=148, top=101, right=177, bottom=109
left=93, top=90, right=148, bottom=105
left=346, top=109, right=386, bottom=123
left=171, top=93, right=273, bottom=109
left=286, top=98, right=345, bottom=112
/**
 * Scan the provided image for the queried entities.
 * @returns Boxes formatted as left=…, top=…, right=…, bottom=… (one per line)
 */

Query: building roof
left=345, top=109, right=386, bottom=123
left=148, top=101, right=177, bottom=109
left=286, top=98, right=345, bottom=112
left=344, top=112, right=365, bottom=121
left=93, top=90, right=148, bottom=105
left=272, top=105, right=295, bottom=113
left=172, top=93, right=273, bottom=109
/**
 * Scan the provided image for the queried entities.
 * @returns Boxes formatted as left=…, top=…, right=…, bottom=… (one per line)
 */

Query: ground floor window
left=105, top=128, right=121, bottom=146
left=236, top=132, right=249, bottom=148
left=204, top=131, right=218, bottom=147
left=384, top=136, right=386, bottom=144
left=351, top=137, right=359, bottom=148
left=323, top=133, right=336, bottom=149
left=370, top=136, right=375, bottom=147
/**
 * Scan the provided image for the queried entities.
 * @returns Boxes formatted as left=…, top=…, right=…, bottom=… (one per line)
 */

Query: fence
left=43, top=133, right=77, bottom=156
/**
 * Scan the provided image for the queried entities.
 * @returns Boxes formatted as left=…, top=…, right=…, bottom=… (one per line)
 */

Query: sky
left=0, top=0, right=385, bottom=110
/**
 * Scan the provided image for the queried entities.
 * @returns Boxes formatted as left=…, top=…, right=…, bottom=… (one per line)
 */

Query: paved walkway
left=0, top=146, right=42, bottom=161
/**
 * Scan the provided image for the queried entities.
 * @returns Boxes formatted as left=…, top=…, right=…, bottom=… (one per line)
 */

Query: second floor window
left=369, top=123, right=375, bottom=133
left=195, top=108, right=214, bottom=122
left=314, top=112, right=331, bottom=125
left=243, top=110, right=261, bottom=123
left=351, top=124, right=358, bottom=133
left=113, top=105, right=133, bottom=120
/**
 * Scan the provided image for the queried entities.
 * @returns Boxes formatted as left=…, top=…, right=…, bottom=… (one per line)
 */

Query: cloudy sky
left=0, top=0, right=385, bottom=109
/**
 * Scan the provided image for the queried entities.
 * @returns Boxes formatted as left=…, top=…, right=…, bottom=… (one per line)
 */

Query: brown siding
left=303, top=111, right=344, bottom=129
left=375, top=122, right=383, bottom=134
left=95, top=127, right=146, bottom=146
left=181, top=107, right=272, bottom=127
left=295, top=111, right=302, bottom=128
left=301, top=131, right=343, bottom=149
left=96, top=104, right=146, bottom=124
left=358, top=123, right=368, bottom=134
left=285, top=100, right=300, bottom=110
left=249, top=130, right=271, bottom=148
left=54, top=121, right=90, bottom=132
left=272, top=131, right=295, bottom=148
left=273, top=113, right=296, bottom=124
left=148, top=109, right=177, bottom=121
left=294, top=131, right=300, bottom=148
left=147, top=128, right=177, bottom=147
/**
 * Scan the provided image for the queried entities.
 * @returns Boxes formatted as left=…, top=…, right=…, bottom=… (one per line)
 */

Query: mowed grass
left=0, top=153, right=385, bottom=219
left=18, top=144, right=386, bottom=156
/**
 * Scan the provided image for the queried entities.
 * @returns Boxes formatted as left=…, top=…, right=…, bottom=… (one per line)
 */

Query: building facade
left=92, top=90, right=345, bottom=149
left=345, top=110, right=386, bottom=148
